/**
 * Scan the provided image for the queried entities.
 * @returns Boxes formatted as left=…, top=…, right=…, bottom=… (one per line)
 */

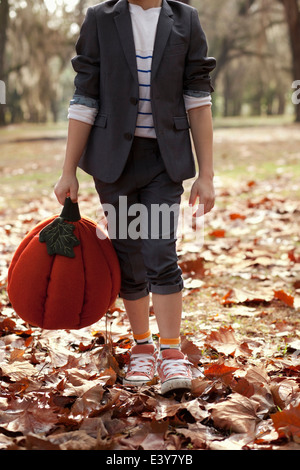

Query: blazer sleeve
left=183, top=9, right=216, bottom=95
left=71, top=7, right=100, bottom=101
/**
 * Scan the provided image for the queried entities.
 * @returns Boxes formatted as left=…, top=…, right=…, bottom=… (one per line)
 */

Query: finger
left=59, top=193, right=68, bottom=205
left=69, top=185, right=78, bottom=203
left=55, top=187, right=69, bottom=206
left=54, top=188, right=63, bottom=206
left=193, top=204, right=204, bottom=217
left=204, top=198, right=215, bottom=214
left=189, top=185, right=198, bottom=207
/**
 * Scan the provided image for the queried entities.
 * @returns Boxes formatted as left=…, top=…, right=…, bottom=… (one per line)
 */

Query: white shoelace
left=160, top=358, right=191, bottom=378
left=129, top=353, right=156, bottom=374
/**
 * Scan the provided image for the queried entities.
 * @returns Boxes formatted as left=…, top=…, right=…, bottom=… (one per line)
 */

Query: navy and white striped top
left=129, top=3, right=160, bottom=138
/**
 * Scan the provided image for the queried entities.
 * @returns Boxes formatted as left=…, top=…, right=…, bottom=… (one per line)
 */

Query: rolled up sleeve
left=184, top=94, right=212, bottom=112
left=183, top=9, right=216, bottom=95
left=68, top=104, right=98, bottom=125
left=71, top=7, right=100, bottom=101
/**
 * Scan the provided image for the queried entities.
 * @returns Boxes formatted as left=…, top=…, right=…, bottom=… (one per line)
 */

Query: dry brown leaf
left=211, top=393, right=260, bottom=434
left=271, top=404, right=300, bottom=442
left=49, top=430, right=97, bottom=450
left=270, top=379, right=300, bottom=410
left=232, top=366, right=275, bottom=417
left=178, top=422, right=217, bottom=449
left=204, top=326, right=252, bottom=357
left=70, top=384, right=105, bottom=417
left=0, top=396, right=59, bottom=434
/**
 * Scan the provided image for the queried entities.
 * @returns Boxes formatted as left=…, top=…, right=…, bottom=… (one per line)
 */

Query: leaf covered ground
left=0, top=120, right=300, bottom=450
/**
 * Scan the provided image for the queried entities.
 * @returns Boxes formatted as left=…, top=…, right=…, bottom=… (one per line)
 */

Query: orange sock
left=159, top=337, right=180, bottom=350
left=133, top=329, right=153, bottom=345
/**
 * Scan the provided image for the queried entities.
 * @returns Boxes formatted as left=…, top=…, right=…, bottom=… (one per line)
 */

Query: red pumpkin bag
left=7, top=198, right=121, bottom=330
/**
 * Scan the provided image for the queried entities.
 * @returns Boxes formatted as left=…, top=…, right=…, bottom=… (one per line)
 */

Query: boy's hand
left=53, top=119, right=92, bottom=205
left=54, top=174, right=79, bottom=205
left=189, top=175, right=215, bottom=216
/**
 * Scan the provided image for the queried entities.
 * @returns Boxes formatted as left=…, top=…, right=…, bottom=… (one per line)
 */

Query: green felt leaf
left=39, top=217, right=80, bottom=258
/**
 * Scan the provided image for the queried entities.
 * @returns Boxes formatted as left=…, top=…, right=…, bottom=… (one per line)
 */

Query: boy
left=55, top=0, right=216, bottom=394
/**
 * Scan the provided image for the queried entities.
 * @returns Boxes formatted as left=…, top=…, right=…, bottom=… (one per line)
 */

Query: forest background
left=0, top=0, right=300, bottom=451
left=0, top=0, right=300, bottom=124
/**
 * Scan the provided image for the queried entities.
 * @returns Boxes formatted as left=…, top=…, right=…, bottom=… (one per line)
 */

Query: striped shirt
left=129, top=3, right=160, bottom=138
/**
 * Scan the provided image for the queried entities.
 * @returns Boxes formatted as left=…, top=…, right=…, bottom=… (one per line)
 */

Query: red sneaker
left=157, top=349, right=192, bottom=395
left=123, top=344, right=157, bottom=386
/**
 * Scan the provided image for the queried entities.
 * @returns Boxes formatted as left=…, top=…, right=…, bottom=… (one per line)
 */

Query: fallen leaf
left=178, top=422, right=217, bottom=449
left=271, top=404, right=300, bottom=442
left=178, top=255, right=205, bottom=277
left=0, top=396, right=59, bottom=434
left=221, top=287, right=273, bottom=306
left=274, top=290, right=294, bottom=307
left=48, top=430, right=97, bottom=450
left=211, top=393, right=260, bottom=434
left=270, top=379, right=300, bottom=410
left=232, top=366, right=275, bottom=418
left=204, top=363, right=239, bottom=380
left=70, top=384, right=105, bottom=417
left=181, top=336, right=203, bottom=365
left=204, top=326, right=252, bottom=357
left=229, top=213, right=246, bottom=220
left=209, top=229, right=226, bottom=238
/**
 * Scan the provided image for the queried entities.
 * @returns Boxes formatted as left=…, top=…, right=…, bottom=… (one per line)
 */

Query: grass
left=213, top=114, right=296, bottom=128
left=0, top=122, right=92, bottom=211
left=0, top=115, right=299, bottom=207
left=213, top=118, right=300, bottom=201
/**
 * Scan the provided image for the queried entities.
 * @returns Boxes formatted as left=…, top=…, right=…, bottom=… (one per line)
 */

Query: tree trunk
left=280, top=0, right=300, bottom=122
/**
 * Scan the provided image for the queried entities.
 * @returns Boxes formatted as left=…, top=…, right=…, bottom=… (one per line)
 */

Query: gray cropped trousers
left=94, top=136, right=184, bottom=300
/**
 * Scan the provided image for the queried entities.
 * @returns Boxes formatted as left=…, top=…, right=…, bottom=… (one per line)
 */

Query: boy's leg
left=152, top=291, right=182, bottom=342
left=139, top=171, right=192, bottom=394
left=94, top=180, right=157, bottom=386
left=139, top=168, right=184, bottom=325
left=123, top=291, right=182, bottom=344
left=95, top=137, right=191, bottom=391
left=123, top=295, right=150, bottom=336
left=94, top=139, right=161, bottom=386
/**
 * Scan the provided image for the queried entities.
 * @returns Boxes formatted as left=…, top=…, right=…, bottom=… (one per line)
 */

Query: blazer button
left=124, top=132, right=133, bottom=141
left=130, top=97, right=138, bottom=105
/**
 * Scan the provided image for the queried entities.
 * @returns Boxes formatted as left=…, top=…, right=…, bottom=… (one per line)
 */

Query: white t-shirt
left=130, top=3, right=160, bottom=138
left=68, top=3, right=211, bottom=134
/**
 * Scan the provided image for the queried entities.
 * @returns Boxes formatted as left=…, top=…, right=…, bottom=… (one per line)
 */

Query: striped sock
left=133, top=329, right=153, bottom=345
left=159, top=337, right=181, bottom=351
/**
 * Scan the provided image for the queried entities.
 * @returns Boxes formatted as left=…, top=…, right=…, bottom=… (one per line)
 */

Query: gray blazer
left=71, top=0, right=216, bottom=183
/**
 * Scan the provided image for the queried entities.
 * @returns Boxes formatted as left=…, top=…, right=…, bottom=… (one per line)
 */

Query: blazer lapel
left=151, top=0, right=174, bottom=80
left=114, top=0, right=174, bottom=82
left=114, top=0, right=138, bottom=83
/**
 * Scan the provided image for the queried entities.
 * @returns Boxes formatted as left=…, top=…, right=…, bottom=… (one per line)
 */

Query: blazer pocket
left=94, top=114, right=107, bottom=128
left=173, top=116, right=190, bottom=130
